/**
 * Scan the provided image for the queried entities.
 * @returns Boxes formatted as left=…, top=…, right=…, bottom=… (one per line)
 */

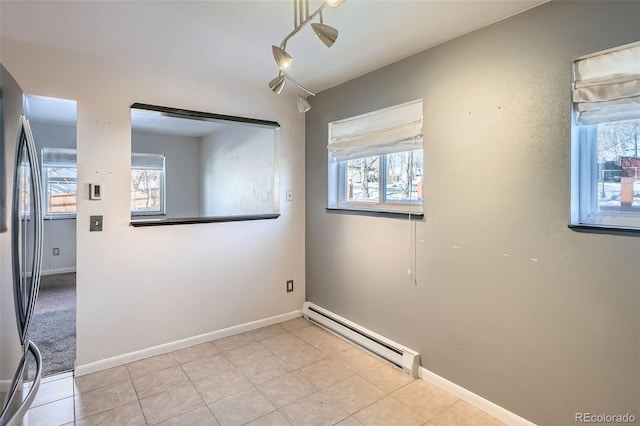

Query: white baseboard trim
left=75, top=309, right=303, bottom=377
left=41, top=267, right=76, bottom=276
left=419, top=366, right=536, bottom=426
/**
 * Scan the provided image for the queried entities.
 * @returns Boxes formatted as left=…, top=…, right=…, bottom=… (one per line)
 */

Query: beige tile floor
left=23, top=318, right=506, bottom=426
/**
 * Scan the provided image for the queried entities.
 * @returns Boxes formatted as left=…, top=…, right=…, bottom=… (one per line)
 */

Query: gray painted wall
left=131, top=131, right=200, bottom=219
left=305, top=2, right=640, bottom=424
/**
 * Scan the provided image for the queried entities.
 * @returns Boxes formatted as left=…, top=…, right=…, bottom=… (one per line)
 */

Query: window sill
left=326, top=208, right=424, bottom=220
left=45, top=215, right=76, bottom=220
left=568, top=224, right=640, bottom=235
left=130, top=213, right=280, bottom=227
left=131, top=212, right=166, bottom=217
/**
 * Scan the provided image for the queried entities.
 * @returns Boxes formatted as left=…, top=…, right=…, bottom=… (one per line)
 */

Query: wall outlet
left=286, top=280, right=294, bottom=293
left=53, top=247, right=60, bottom=256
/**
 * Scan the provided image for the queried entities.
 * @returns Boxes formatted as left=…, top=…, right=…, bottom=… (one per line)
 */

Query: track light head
left=325, top=0, right=345, bottom=6
left=272, top=45, right=293, bottom=70
left=297, top=96, right=312, bottom=113
left=268, top=75, right=286, bottom=94
left=311, top=23, right=338, bottom=48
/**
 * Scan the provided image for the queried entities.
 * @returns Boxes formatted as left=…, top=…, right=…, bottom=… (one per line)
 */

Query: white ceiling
left=1, top=0, right=548, bottom=97
left=25, top=94, right=231, bottom=137
left=130, top=109, right=229, bottom=138
left=24, top=95, right=77, bottom=126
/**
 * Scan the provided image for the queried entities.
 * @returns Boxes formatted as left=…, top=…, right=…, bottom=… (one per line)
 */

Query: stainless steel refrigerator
left=0, top=64, right=44, bottom=426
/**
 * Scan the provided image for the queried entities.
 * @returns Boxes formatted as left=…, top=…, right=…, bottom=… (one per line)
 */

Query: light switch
left=90, top=215, right=103, bottom=232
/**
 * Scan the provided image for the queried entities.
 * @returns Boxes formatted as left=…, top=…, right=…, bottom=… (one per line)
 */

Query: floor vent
left=302, top=302, right=420, bottom=378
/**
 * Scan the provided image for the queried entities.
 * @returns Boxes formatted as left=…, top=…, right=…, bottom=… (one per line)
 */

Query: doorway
left=24, top=94, right=78, bottom=379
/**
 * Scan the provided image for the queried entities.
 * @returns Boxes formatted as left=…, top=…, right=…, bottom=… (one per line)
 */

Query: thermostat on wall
left=89, top=183, right=102, bottom=200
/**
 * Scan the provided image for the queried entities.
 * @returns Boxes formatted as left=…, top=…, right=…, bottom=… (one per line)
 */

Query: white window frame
left=572, top=122, right=640, bottom=229
left=328, top=100, right=424, bottom=215
left=331, top=150, right=424, bottom=213
left=131, top=153, right=166, bottom=216
left=41, top=147, right=77, bottom=219
left=570, top=42, right=640, bottom=230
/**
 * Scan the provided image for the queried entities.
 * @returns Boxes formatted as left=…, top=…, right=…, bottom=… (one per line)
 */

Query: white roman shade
left=131, top=153, right=165, bottom=170
left=573, top=41, right=640, bottom=125
left=42, top=147, right=77, bottom=168
left=328, top=100, right=423, bottom=161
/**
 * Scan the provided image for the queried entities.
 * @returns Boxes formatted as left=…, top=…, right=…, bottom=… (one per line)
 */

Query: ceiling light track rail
left=269, top=0, right=345, bottom=112
left=284, top=0, right=328, bottom=50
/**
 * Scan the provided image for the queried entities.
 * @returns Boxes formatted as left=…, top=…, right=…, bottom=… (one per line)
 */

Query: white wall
left=0, top=37, right=306, bottom=369
left=132, top=131, right=200, bottom=219
left=200, top=125, right=276, bottom=216
left=30, top=121, right=77, bottom=274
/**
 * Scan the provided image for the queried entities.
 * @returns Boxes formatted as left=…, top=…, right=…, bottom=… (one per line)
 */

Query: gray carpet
left=27, top=273, right=76, bottom=380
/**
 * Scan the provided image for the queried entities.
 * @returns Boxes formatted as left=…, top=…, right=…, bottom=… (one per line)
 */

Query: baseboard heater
left=302, top=302, right=420, bottom=378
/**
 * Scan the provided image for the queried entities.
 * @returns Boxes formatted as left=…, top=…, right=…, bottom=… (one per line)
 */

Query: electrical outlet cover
left=90, top=215, right=103, bottom=232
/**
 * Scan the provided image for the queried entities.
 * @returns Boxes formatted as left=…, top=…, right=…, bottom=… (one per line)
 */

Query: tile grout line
left=184, top=327, right=315, bottom=425
left=211, top=337, right=273, bottom=424
left=129, top=364, right=151, bottom=426
left=345, top=376, right=418, bottom=425
left=181, top=349, right=225, bottom=426
left=75, top=320, right=453, bottom=426
left=72, top=373, right=77, bottom=425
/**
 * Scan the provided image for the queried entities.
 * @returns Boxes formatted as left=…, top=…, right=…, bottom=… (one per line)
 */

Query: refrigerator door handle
left=0, top=341, right=43, bottom=426
left=10, top=115, right=44, bottom=347
left=0, top=115, right=45, bottom=426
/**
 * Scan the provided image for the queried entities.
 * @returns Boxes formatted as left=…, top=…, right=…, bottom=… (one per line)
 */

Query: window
left=571, top=42, right=640, bottom=230
left=131, top=153, right=165, bottom=215
left=328, top=100, right=424, bottom=214
left=18, top=161, right=32, bottom=219
left=41, top=147, right=77, bottom=218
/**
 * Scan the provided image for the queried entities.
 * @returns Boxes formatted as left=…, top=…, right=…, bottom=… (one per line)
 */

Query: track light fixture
left=269, top=75, right=287, bottom=94
left=272, top=45, right=293, bottom=70
left=297, top=96, right=312, bottom=113
left=269, top=0, right=346, bottom=112
left=311, top=23, right=338, bottom=48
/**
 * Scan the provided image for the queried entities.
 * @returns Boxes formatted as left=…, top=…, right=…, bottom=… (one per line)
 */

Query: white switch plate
left=286, top=189, right=293, bottom=202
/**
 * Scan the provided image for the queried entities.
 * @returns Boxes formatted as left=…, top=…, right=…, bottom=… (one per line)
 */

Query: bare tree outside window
left=596, top=119, right=640, bottom=209
left=131, top=169, right=160, bottom=211
left=343, top=149, right=423, bottom=205
left=346, top=156, right=379, bottom=201
left=386, top=149, right=423, bottom=201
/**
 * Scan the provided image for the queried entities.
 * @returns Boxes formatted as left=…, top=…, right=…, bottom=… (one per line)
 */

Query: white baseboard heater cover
left=302, top=302, right=420, bottom=378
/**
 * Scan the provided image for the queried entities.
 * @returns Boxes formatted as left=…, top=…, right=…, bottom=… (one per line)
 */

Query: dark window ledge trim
left=131, top=103, right=280, bottom=129
left=568, top=224, right=640, bottom=235
left=326, top=207, right=424, bottom=220
left=131, top=214, right=280, bottom=227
